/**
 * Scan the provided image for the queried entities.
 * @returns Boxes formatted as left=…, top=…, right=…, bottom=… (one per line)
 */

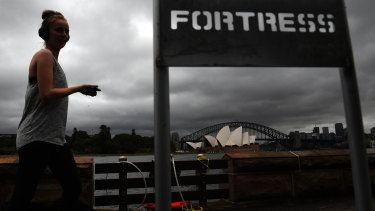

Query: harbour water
left=94, top=153, right=225, bottom=210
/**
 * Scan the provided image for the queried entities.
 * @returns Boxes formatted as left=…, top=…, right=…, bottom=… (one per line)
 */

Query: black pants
left=8, top=141, right=82, bottom=211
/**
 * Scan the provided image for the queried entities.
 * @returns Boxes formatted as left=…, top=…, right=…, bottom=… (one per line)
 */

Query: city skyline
left=1, top=121, right=374, bottom=140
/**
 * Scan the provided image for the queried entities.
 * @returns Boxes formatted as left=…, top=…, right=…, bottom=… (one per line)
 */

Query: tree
left=93, top=125, right=112, bottom=154
left=68, top=128, right=93, bottom=154
left=65, top=125, right=154, bottom=154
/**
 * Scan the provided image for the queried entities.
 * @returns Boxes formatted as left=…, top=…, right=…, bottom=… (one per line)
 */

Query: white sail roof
left=226, top=126, right=243, bottom=146
left=204, top=135, right=218, bottom=147
left=186, top=142, right=202, bottom=149
left=216, top=125, right=230, bottom=147
left=249, top=135, right=256, bottom=144
left=242, top=132, right=250, bottom=145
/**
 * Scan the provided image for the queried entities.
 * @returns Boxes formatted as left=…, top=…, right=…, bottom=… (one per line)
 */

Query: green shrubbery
left=0, top=125, right=158, bottom=155
left=67, top=125, right=155, bottom=155
left=0, top=135, right=17, bottom=155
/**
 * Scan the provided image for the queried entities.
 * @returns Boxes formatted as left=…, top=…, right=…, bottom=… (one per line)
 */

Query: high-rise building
left=322, top=127, right=329, bottom=136
left=293, top=131, right=301, bottom=149
left=313, top=127, right=320, bottom=134
left=335, top=123, right=344, bottom=137
left=371, top=127, right=375, bottom=139
left=171, top=132, right=180, bottom=150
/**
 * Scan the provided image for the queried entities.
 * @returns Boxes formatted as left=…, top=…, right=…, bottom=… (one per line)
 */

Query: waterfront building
left=216, top=126, right=230, bottom=147
left=226, top=127, right=243, bottom=146
left=313, top=127, right=320, bottom=134
left=186, top=142, right=202, bottom=149
left=329, top=132, right=336, bottom=140
left=292, top=131, right=301, bottom=149
left=335, top=123, right=344, bottom=137
left=242, top=132, right=250, bottom=146
left=202, top=125, right=257, bottom=148
left=371, top=127, right=375, bottom=139
left=171, top=132, right=180, bottom=150
left=204, top=135, right=219, bottom=147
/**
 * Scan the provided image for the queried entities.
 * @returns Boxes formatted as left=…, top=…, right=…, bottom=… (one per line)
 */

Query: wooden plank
left=95, top=162, right=154, bottom=174
left=95, top=160, right=228, bottom=174
left=174, top=160, right=228, bottom=170
left=91, top=162, right=159, bottom=174
left=95, top=174, right=228, bottom=190
left=95, top=163, right=121, bottom=174
left=175, top=174, right=228, bottom=186
left=95, top=178, right=154, bottom=190
left=94, top=189, right=229, bottom=206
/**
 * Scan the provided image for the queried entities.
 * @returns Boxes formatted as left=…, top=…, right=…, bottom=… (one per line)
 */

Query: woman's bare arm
left=36, top=50, right=97, bottom=103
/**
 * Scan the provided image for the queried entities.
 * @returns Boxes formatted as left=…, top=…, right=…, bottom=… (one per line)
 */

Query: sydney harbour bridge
left=179, top=121, right=292, bottom=150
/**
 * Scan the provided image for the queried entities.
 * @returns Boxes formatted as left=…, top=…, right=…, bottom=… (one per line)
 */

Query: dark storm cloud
left=0, top=0, right=374, bottom=138
left=345, top=0, right=375, bottom=132
left=169, top=67, right=347, bottom=136
left=0, top=0, right=155, bottom=135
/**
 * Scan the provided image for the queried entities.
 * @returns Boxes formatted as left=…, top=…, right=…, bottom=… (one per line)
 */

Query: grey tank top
left=16, top=56, right=68, bottom=149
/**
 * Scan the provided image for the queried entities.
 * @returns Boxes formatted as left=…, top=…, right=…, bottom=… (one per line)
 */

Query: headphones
left=38, top=14, right=56, bottom=41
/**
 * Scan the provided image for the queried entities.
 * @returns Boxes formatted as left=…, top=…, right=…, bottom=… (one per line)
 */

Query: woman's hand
left=79, top=85, right=100, bottom=97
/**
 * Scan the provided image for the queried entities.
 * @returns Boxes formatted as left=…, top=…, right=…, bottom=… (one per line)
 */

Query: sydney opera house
left=186, top=126, right=256, bottom=149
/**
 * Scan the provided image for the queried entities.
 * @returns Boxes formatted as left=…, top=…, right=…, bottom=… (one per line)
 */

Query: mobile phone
left=91, top=87, right=101, bottom=91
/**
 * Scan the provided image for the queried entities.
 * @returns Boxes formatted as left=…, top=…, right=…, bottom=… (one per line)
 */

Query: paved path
left=2, top=196, right=373, bottom=211
left=205, top=196, right=368, bottom=211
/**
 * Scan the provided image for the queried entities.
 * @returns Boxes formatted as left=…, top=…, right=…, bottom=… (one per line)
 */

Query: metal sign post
left=153, top=65, right=171, bottom=211
left=153, top=0, right=171, bottom=210
left=340, top=65, right=373, bottom=211
left=339, top=2, right=373, bottom=209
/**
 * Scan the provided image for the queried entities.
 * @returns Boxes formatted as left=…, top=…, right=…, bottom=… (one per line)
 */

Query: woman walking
left=8, top=10, right=99, bottom=211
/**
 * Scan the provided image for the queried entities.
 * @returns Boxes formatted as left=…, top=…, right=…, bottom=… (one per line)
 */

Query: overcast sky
left=0, top=0, right=374, bottom=138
